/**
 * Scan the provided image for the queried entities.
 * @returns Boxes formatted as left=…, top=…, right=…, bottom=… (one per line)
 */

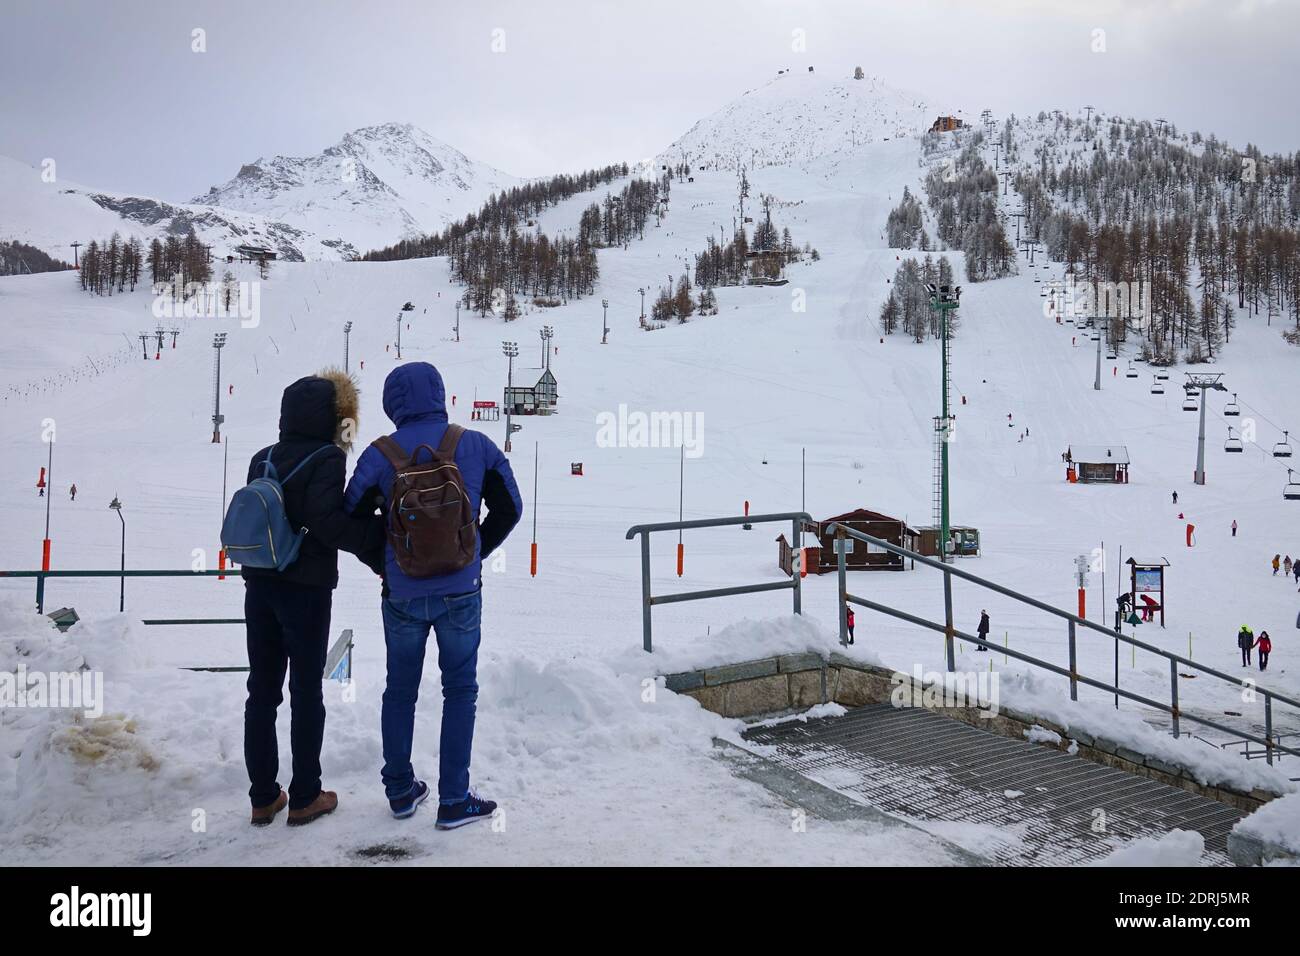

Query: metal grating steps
left=742, top=703, right=1243, bottom=866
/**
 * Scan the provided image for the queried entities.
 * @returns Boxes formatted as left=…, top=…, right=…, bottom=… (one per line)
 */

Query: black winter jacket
left=240, top=376, right=384, bottom=590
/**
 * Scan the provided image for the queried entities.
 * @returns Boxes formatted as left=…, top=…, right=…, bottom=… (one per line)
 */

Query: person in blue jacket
left=345, top=362, right=522, bottom=828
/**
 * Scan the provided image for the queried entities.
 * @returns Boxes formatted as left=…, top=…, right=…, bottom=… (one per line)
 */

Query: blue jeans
left=380, top=590, right=482, bottom=804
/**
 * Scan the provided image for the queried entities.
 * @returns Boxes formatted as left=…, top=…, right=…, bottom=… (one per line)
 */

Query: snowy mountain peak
left=195, top=123, right=517, bottom=252
left=660, top=68, right=935, bottom=171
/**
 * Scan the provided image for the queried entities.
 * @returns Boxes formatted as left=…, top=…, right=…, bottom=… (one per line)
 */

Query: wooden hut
left=1067, top=445, right=1130, bottom=484
left=778, top=508, right=918, bottom=575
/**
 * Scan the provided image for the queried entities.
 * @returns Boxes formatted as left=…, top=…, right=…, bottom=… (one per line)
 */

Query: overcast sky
left=2, top=0, right=1297, bottom=201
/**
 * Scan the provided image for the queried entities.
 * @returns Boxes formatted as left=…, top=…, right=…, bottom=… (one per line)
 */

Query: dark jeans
left=1241, top=645, right=1252, bottom=666
left=380, top=590, right=482, bottom=804
left=1259, top=651, right=1269, bottom=671
left=243, top=577, right=332, bottom=810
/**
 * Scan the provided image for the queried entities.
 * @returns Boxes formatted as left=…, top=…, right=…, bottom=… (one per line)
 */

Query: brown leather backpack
left=372, top=425, right=476, bottom=578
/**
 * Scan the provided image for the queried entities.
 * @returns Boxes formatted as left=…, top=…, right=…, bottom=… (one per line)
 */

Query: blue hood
left=382, top=362, right=447, bottom=427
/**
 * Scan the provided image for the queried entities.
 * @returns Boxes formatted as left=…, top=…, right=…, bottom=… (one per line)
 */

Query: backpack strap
left=372, top=435, right=412, bottom=470
left=281, top=444, right=335, bottom=484
left=260, top=445, right=280, bottom=480
left=436, top=423, right=465, bottom=458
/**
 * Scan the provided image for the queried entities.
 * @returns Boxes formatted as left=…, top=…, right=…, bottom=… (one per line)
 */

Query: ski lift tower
left=1185, top=372, right=1227, bottom=485
left=210, top=332, right=228, bottom=443
left=927, top=283, right=961, bottom=563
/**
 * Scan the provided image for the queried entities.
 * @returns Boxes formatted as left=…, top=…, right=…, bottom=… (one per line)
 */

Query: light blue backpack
left=220, top=445, right=332, bottom=570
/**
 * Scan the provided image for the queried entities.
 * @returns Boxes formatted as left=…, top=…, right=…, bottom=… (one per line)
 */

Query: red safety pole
left=218, top=548, right=226, bottom=581
left=1077, top=587, right=1086, bottom=619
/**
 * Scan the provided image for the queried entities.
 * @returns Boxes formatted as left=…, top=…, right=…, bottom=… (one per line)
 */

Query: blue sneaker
left=436, top=790, right=497, bottom=830
left=389, top=780, right=430, bottom=820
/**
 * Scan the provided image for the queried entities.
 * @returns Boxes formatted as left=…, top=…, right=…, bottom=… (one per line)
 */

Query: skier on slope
left=69, top=483, right=77, bottom=501
left=1238, top=625, right=1255, bottom=667
left=1172, top=491, right=1178, bottom=504
left=1272, top=554, right=1281, bottom=575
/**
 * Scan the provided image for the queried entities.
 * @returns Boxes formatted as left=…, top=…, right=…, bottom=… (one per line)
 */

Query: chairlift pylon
left=1274, top=430, right=1293, bottom=458
left=1285, top=469, right=1300, bottom=501
left=1224, top=426, right=1243, bottom=453
left=1224, top=393, right=1240, bottom=417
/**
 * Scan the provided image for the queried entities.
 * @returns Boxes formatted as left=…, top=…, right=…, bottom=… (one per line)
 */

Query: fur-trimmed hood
left=277, top=367, right=361, bottom=452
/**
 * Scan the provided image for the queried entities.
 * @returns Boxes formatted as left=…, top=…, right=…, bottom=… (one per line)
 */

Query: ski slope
left=2, top=135, right=1298, bottom=865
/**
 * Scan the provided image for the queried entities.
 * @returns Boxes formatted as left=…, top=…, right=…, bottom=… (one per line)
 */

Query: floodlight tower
left=343, top=321, right=353, bottom=372
left=637, top=287, right=646, bottom=321
left=454, top=302, right=461, bottom=343
left=927, top=284, right=962, bottom=564
left=928, top=283, right=961, bottom=673
left=502, top=340, right=519, bottom=452
left=395, top=312, right=403, bottom=359
left=542, top=325, right=554, bottom=370
left=211, top=333, right=228, bottom=443
left=601, top=299, right=610, bottom=344
left=1185, top=372, right=1228, bottom=485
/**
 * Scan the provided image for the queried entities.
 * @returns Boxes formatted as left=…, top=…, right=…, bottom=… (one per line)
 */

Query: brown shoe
left=286, top=790, right=338, bottom=827
left=250, top=790, right=288, bottom=827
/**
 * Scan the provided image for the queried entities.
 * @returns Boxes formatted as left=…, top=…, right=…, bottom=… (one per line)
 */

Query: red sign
left=473, top=401, right=498, bottom=408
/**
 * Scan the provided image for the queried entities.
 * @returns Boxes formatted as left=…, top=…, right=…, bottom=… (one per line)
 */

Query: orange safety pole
left=530, top=542, right=537, bottom=577
left=676, top=542, right=684, bottom=577
left=218, top=548, right=226, bottom=581
left=41, top=538, right=51, bottom=572
left=1077, top=587, right=1085, bottom=619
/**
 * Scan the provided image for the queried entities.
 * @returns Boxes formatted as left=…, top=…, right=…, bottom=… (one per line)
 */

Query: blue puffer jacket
left=344, top=362, right=523, bottom=600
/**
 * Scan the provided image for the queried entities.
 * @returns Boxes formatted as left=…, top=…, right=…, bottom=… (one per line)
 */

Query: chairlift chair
left=1285, top=469, right=1300, bottom=501
left=1106, top=350, right=1118, bottom=360
left=1274, top=430, right=1294, bottom=458
left=1151, top=378, right=1164, bottom=395
left=1224, top=427, right=1243, bottom=453
left=1182, top=395, right=1198, bottom=412
left=1090, top=331, right=1100, bottom=341
left=1223, top=393, right=1240, bottom=417
left=1125, top=362, right=1138, bottom=379
left=1156, top=370, right=1170, bottom=381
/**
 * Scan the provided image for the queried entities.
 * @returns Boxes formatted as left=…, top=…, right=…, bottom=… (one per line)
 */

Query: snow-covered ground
left=3, top=133, right=1299, bottom=865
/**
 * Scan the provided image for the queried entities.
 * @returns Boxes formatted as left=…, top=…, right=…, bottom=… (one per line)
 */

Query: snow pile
left=1090, top=829, right=1206, bottom=867
left=633, top=613, right=880, bottom=676
left=1232, top=790, right=1300, bottom=856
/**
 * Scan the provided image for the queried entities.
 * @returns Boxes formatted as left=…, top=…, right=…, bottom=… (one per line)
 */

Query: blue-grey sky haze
left=1, top=0, right=1297, bottom=200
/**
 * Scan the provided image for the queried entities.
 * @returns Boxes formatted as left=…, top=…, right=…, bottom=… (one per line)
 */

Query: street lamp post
left=211, top=333, right=227, bottom=443
left=109, top=496, right=125, bottom=612
left=502, top=341, right=519, bottom=452
left=601, top=299, right=609, bottom=344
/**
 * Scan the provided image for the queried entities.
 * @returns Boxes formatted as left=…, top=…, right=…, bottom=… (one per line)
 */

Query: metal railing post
left=942, top=565, right=955, bottom=672
left=1265, top=695, right=1274, bottom=766
left=1169, top=658, right=1180, bottom=738
left=35, top=572, right=45, bottom=615
left=791, top=517, right=802, bottom=615
left=836, top=527, right=848, bottom=646
left=640, top=531, right=653, bottom=653
left=1068, top=620, right=1078, bottom=701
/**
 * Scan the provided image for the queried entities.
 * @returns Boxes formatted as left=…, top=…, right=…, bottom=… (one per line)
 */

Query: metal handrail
left=626, top=512, right=812, bottom=652
left=825, top=521, right=1300, bottom=766
left=0, top=568, right=235, bottom=615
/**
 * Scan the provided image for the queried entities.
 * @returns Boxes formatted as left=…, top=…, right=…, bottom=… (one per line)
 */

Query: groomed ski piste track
left=2, top=133, right=1299, bottom=866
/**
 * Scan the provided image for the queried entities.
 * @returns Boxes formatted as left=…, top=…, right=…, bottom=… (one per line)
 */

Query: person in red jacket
left=845, top=606, right=856, bottom=645
left=1255, top=631, right=1272, bottom=671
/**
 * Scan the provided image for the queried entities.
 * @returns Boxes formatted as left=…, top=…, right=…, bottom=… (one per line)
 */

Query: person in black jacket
left=976, top=610, right=990, bottom=651
left=242, top=369, right=384, bottom=827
